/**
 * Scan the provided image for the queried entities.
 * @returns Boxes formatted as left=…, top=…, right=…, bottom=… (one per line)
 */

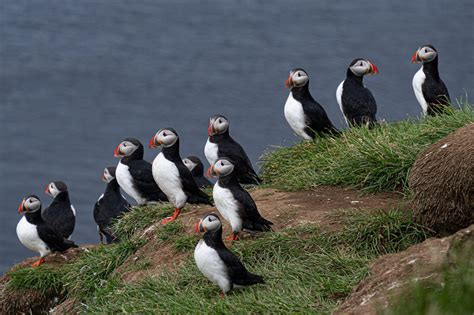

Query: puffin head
left=149, top=128, right=178, bottom=149
left=183, top=156, right=202, bottom=173
left=208, top=115, right=229, bottom=136
left=208, top=157, right=235, bottom=178
left=102, top=166, right=116, bottom=183
left=194, top=213, right=222, bottom=235
left=18, top=195, right=42, bottom=215
left=349, top=58, right=379, bottom=76
left=45, top=181, right=68, bottom=198
left=114, top=138, right=142, bottom=158
left=412, top=45, right=438, bottom=63
left=285, top=68, right=309, bottom=88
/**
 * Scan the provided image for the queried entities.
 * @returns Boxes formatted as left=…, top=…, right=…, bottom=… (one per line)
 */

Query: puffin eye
left=297, top=72, right=301, bottom=77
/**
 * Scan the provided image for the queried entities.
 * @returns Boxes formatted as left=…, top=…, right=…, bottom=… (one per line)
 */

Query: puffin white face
left=208, top=115, right=229, bottom=136
left=102, top=167, right=115, bottom=183
left=18, top=196, right=41, bottom=214
left=412, top=45, right=437, bottom=63
left=149, top=128, right=178, bottom=148
left=195, top=213, right=222, bottom=234
left=45, top=182, right=59, bottom=198
left=114, top=140, right=139, bottom=157
left=349, top=59, right=379, bottom=76
left=183, top=158, right=197, bottom=172
left=211, top=158, right=235, bottom=177
left=285, top=69, right=309, bottom=88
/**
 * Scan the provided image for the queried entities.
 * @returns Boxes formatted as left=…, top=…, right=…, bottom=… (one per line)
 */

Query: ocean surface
left=1, top=0, right=473, bottom=273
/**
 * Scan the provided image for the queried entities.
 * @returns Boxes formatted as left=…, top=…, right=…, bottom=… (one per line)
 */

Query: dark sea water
left=1, top=0, right=473, bottom=273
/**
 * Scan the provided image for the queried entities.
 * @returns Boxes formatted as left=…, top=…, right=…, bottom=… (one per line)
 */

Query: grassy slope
left=261, top=104, right=473, bottom=193
left=6, top=207, right=431, bottom=314
left=4, top=105, right=474, bottom=313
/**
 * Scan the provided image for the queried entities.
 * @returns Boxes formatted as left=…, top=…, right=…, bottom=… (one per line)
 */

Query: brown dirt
left=117, top=186, right=403, bottom=283
left=409, top=123, right=474, bottom=235
left=334, top=224, right=474, bottom=315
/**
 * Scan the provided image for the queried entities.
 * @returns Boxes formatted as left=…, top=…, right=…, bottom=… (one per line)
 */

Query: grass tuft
left=260, top=103, right=473, bottom=193
left=6, top=265, right=65, bottom=296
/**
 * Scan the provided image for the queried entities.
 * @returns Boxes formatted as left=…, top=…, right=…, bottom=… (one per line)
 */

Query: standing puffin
left=93, top=166, right=131, bottom=244
left=17, top=195, right=77, bottom=267
left=183, top=156, right=212, bottom=188
left=284, top=68, right=339, bottom=139
left=412, top=44, right=451, bottom=115
left=194, top=213, right=265, bottom=297
left=210, top=157, right=273, bottom=241
left=204, top=115, right=260, bottom=185
left=150, top=128, right=212, bottom=224
left=336, top=58, right=379, bottom=127
left=113, top=137, right=167, bottom=205
left=43, top=181, right=76, bottom=239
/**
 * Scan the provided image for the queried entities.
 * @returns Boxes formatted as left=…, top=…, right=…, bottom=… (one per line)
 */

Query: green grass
left=6, top=265, right=65, bottom=296
left=260, top=103, right=473, bottom=193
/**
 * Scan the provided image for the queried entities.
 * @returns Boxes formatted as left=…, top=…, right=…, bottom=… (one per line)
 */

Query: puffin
left=194, top=213, right=265, bottom=297
left=210, top=157, right=273, bottom=241
left=149, top=128, right=212, bottom=224
left=336, top=58, right=379, bottom=127
left=183, top=156, right=213, bottom=188
left=204, top=114, right=260, bottom=185
left=93, top=166, right=131, bottom=244
left=412, top=44, right=451, bottom=116
left=284, top=68, right=339, bottom=139
left=43, top=181, right=76, bottom=239
left=113, top=137, right=167, bottom=205
left=17, top=195, right=77, bottom=267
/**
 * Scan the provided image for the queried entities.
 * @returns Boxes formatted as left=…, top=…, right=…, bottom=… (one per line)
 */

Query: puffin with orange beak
left=204, top=114, right=261, bottom=185
left=113, top=137, right=167, bottom=205
left=93, top=166, right=131, bottom=244
left=411, top=44, right=451, bottom=116
left=194, top=213, right=264, bottom=298
left=336, top=58, right=379, bottom=127
left=16, top=195, right=77, bottom=267
left=210, top=157, right=272, bottom=241
left=284, top=68, right=339, bottom=140
left=43, top=181, right=76, bottom=239
left=150, top=128, right=212, bottom=225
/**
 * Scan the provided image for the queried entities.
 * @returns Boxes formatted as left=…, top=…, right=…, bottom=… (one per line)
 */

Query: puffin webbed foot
left=31, top=257, right=45, bottom=267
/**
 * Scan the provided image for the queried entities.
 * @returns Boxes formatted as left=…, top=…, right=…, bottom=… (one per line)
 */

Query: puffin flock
left=16, top=44, right=451, bottom=295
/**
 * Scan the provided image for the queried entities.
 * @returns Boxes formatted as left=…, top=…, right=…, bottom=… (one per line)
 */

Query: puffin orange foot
left=220, top=291, right=225, bottom=299
left=225, top=233, right=239, bottom=241
left=161, top=208, right=181, bottom=225
left=31, top=257, right=45, bottom=267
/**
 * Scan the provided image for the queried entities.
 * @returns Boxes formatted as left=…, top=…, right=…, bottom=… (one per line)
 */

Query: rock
left=333, top=224, right=473, bottom=315
left=409, top=123, right=474, bottom=235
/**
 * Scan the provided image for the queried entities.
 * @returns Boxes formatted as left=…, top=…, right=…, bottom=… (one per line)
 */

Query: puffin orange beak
left=194, top=220, right=205, bottom=234
left=412, top=50, right=421, bottom=63
left=208, top=124, right=215, bottom=136
left=18, top=199, right=26, bottom=214
left=44, top=185, right=51, bottom=196
left=113, top=144, right=122, bottom=157
left=369, top=62, right=379, bottom=75
left=285, top=74, right=293, bottom=88
left=206, top=163, right=217, bottom=178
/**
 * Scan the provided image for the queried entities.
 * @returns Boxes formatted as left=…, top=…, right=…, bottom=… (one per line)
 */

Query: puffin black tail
left=53, top=239, right=78, bottom=252
left=187, top=190, right=213, bottom=205
left=237, top=272, right=265, bottom=286
left=244, top=217, right=273, bottom=232
left=238, top=173, right=261, bottom=185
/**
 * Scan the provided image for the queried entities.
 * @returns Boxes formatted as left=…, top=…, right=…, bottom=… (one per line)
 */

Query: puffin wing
left=232, top=185, right=273, bottom=231
left=341, top=85, right=377, bottom=125
left=42, top=203, right=75, bottom=239
left=218, top=139, right=260, bottom=184
left=37, top=224, right=77, bottom=252
left=128, top=160, right=167, bottom=201
left=216, top=247, right=264, bottom=286
left=301, top=98, right=338, bottom=136
left=422, top=79, right=451, bottom=112
left=176, top=161, right=212, bottom=205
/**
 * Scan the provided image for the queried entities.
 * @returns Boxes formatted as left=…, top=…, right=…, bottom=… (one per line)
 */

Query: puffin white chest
left=213, top=182, right=242, bottom=232
left=16, top=217, right=50, bottom=257
left=116, top=161, right=146, bottom=205
left=284, top=92, right=311, bottom=140
left=194, top=239, right=231, bottom=293
left=336, top=80, right=349, bottom=125
left=152, top=153, right=186, bottom=208
left=204, top=139, right=218, bottom=165
left=413, top=67, right=428, bottom=114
